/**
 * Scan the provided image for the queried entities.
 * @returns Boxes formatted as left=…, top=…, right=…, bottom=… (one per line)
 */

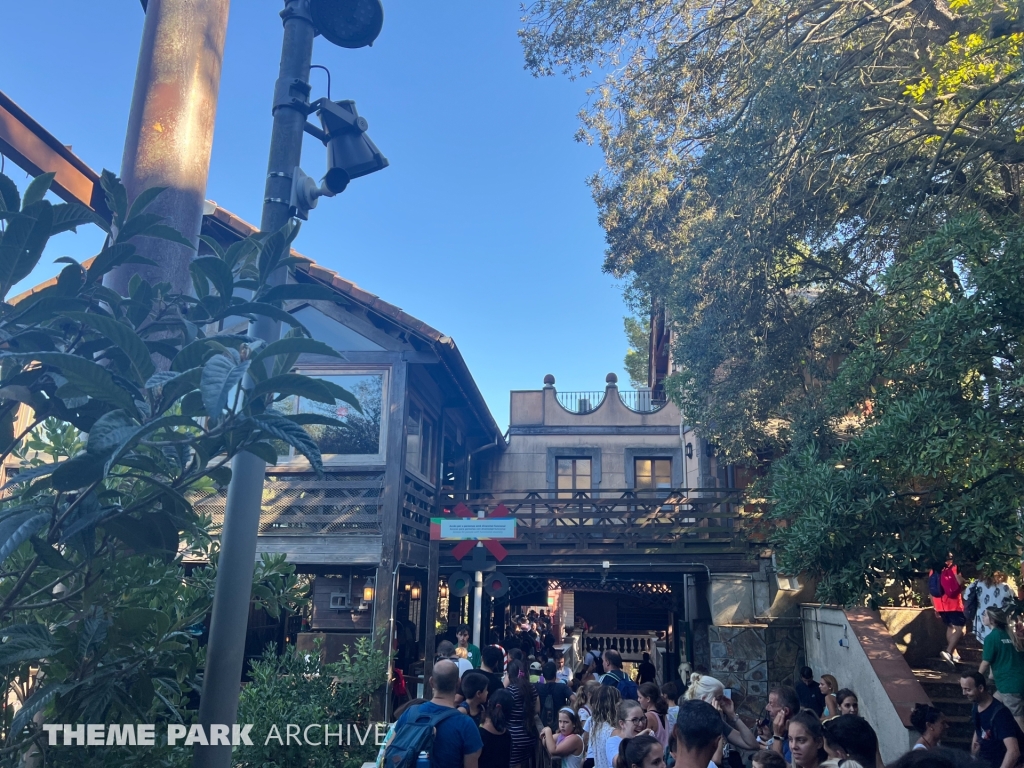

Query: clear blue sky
left=3, top=1, right=635, bottom=429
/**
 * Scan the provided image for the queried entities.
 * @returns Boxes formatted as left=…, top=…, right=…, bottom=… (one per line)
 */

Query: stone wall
left=707, top=620, right=804, bottom=720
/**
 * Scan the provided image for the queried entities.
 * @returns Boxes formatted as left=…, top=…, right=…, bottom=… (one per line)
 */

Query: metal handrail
left=618, top=390, right=668, bottom=413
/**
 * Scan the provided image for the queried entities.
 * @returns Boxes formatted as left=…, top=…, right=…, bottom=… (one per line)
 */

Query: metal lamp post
left=193, top=2, right=385, bottom=767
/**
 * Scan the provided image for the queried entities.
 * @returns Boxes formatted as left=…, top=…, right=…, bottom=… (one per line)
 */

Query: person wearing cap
left=529, top=660, right=543, bottom=684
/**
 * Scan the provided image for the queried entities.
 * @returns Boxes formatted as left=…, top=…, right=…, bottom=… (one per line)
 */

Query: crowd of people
left=379, top=582, right=1024, bottom=768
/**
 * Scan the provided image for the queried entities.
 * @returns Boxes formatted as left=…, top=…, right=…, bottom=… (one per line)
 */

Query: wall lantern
left=404, top=583, right=412, bottom=592
left=362, top=577, right=376, bottom=603
left=410, top=583, right=422, bottom=600
left=685, top=443, right=693, bottom=459
left=439, top=580, right=449, bottom=599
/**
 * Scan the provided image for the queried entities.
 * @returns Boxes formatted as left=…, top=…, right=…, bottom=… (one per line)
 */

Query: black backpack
left=382, top=704, right=462, bottom=768
left=537, top=683, right=557, bottom=729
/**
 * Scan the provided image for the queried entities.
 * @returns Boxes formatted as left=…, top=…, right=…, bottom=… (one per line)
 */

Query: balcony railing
left=618, top=390, right=668, bottom=413
left=555, top=389, right=667, bottom=414
left=193, top=471, right=385, bottom=535
left=440, top=488, right=747, bottom=557
left=556, top=390, right=605, bottom=413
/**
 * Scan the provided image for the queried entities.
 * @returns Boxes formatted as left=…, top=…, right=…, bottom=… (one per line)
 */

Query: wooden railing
left=193, top=471, right=385, bottom=535
left=437, top=488, right=745, bottom=556
left=401, top=473, right=435, bottom=542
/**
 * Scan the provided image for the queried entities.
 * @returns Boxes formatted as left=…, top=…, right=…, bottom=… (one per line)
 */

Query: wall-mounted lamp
left=404, top=583, right=412, bottom=592
left=410, top=583, right=422, bottom=600
left=362, top=577, right=376, bottom=603
left=439, top=580, right=449, bottom=599
left=685, top=443, right=693, bottom=459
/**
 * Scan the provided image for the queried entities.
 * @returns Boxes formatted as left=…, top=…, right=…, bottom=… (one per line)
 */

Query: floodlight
left=310, top=0, right=384, bottom=49
left=318, top=99, right=389, bottom=195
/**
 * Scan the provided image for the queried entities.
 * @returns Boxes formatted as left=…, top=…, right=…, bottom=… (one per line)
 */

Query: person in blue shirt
left=395, top=660, right=482, bottom=768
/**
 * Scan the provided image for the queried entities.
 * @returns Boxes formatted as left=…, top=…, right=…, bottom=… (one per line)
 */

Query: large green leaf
left=253, top=413, right=323, bottom=475
left=49, top=202, right=106, bottom=236
left=63, top=311, right=156, bottom=382
left=214, top=302, right=310, bottom=333
left=191, top=256, right=235, bottom=299
left=11, top=684, right=69, bottom=734
left=201, top=353, right=250, bottom=420
left=318, top=379, right=362, bottom=413
left=100, top=170, right=127, bottom=230
left=115, top=212, right=165, bottom=244
left=13, top=352, right=139, bottom=414
left=86, top=410, right=140, bottom=458
left=251, top=337, right=342, bottom=370
left=51, top=452, right=106, bottom=491
left=126, top=185, right=167, bottom=220
left=247, top=373, right=336, bottom=404
left=86, top=243, right=153, bottom=282
left=0, top=200, right=53, bottom=296
left=0, top=513, right=48, bottom=566
left=0, top=624, right=59, bottom=668
left=0, top=172, right=20, bottom=212
left=21, top=172, right=55, bottom=207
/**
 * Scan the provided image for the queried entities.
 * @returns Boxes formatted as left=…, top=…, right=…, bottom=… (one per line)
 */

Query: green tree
left=521, top=0, right=1024, bottom=601
left=0, top=169, right=359, bottom=763
left=623, top=316, right=649, bottom=388
left=234, top=637, right=387, bottom=768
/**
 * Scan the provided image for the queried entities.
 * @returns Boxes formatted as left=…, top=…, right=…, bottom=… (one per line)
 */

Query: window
left=557, top=457, right=591, bottom=498
left=273, top=372, right=385, bottom=463
left=634, top=458, right=672, bottom=490
left=406, top=402, right=437, bottom=480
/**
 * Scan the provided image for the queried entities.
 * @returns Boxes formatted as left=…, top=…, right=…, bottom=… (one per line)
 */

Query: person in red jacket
left=930, top=555, right=967, bottom=667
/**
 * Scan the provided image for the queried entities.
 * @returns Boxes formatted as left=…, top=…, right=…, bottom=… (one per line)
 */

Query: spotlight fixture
left=310, top=0, right=384, bottom=49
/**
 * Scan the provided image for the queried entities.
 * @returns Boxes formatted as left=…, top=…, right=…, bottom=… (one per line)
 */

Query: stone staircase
left=910, top=636, right=983, bottom=752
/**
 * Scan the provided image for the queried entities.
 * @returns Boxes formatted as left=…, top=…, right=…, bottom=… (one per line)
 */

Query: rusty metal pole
left=105, top=0, right=231, bottom=297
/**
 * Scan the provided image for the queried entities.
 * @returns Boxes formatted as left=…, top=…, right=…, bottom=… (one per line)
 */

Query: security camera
left=317, top=99, right=389, bottom=195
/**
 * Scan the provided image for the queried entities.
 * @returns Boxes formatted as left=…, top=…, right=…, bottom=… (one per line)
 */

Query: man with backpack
left=929, top=555, right=967, bottom=668
left=600, top=649, right=639, bottom=700
left=535, top=661, right=573, bottom=730
left=387, top=660, right=482, bottom=768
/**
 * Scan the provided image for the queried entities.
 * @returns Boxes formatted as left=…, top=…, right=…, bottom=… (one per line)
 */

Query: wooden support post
left=376, top=360, right=408, bottom=715
left=423, top=539, right=439, bottom=698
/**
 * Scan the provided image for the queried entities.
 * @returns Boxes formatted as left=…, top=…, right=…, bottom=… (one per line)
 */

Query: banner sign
left=430, top=517, right=516, bottom=541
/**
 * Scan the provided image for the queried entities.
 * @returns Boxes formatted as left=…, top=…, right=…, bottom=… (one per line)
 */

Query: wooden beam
left=423, top=540, right=439, bottom=698
left=0, top=90, right=109, bottom=216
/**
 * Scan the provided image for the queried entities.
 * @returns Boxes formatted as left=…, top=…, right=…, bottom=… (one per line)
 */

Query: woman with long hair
left=788, top=711, right=827, bottom=768
left=541, top=707, right=585, bottom=768
left=683, top=673, right=759, bottom=750
left=590, top=685, right=624, bottom=768
left=819, top=675, right=840, bottom=719
left=821, top=714, right=878, bottom=768
left=614, top=734, right=665, bottom=768
left=606, top=699, right=651, bottom=768
left=481, top=689, right=514, bottom=768
left=979, top=608, right=1024, bottom=731
left=910, top=703, right=947, bottom=750
left=504, top=659, right=539, bottom=768
left=834, top=690, right=859, bottom=717
left=637, top=682, right=670, bottom=752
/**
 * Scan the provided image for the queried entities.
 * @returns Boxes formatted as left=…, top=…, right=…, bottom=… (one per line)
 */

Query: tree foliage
left=623, top=316, right=650, bottom=388
left=522, top=0, right=1024, bottom=601
left=0, top=170, right=354, bottom=761
left=234, top=637, right=387, bottom=768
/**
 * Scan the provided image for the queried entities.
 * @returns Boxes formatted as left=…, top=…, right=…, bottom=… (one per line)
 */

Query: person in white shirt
left=437, top=640, right=473, bottom=677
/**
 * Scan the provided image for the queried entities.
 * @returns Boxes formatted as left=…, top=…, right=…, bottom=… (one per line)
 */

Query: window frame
left=404, top=395, right=439, bottom=485
left=271, top=366, right=390, bottom=469
left=555, top=456, right=593, bottom=497
left=632, top=457, right=673, bottom=490
left=624, top=446, right=684, bottom=489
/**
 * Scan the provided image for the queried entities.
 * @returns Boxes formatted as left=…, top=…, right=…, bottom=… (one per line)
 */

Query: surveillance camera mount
left=289, top=166, right=335, bottom=220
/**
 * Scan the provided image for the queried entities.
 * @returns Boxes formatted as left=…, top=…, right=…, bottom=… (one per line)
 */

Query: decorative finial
left=605, top=372, right=618, bottom=385
left=543, top=374, right=555, bottom=387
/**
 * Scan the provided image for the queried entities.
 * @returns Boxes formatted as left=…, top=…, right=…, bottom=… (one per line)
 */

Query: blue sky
left=3, top=2, right=635, bottom=429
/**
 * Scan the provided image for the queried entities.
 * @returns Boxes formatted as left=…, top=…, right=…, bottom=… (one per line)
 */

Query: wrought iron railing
left=555, top=390, right=605, bottom=413
left=440, top=487, right=746, bottom=556
left=618, top=390, right=668, bottom=413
